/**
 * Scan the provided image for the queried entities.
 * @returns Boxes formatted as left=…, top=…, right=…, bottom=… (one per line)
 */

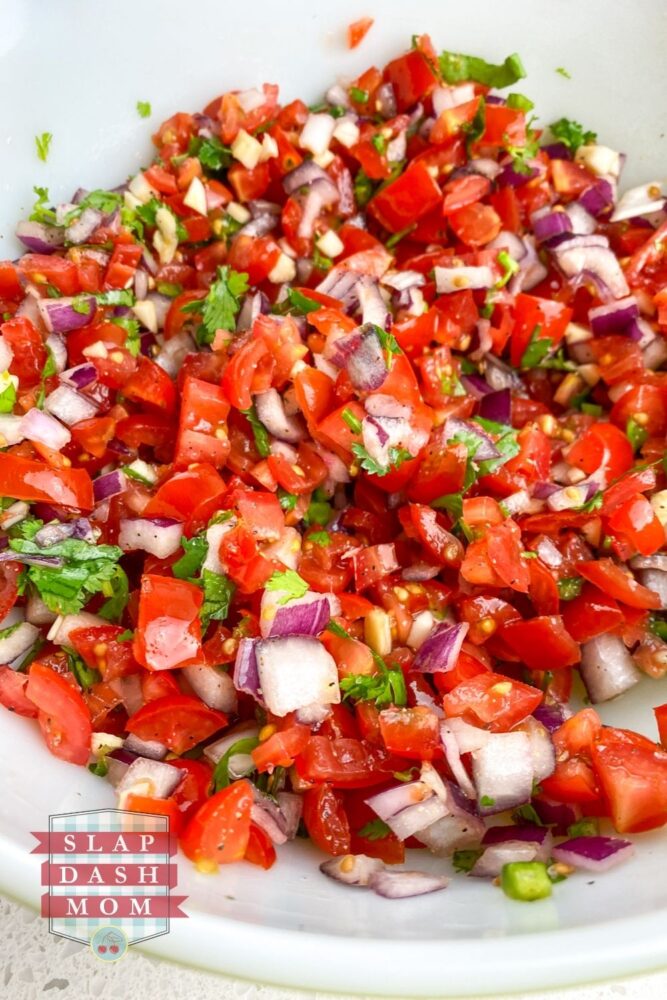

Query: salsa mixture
left=0, top=28, right=666, bottom=903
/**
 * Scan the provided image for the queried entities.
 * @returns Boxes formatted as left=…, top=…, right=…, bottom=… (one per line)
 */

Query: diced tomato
left=383, top=49, right=439, bottom=112
left=501, top=616, right=581, bottom=670
left=302, top=783, right=351, bottom=856
left=126, top=694, right=226, bottom=754
left=181, top=780, right=253, bottom=867
left=0, top=454, right=93, bottom=510
left=577, top=559, right=661, bottom=610
left=0, top=666, right=38, bottom=718
left=244, top=823, right=277, bottom=869
left=561, top=584, right=624, bottom=643
left=175, top=376, right=230, bottom=468
left=591, top=728, right=667, bottom=833
left=443, top=671, right=542, bottom=732
left=368, top=160, right=442, bottom=233
left=26, top=661, right=92, bottom=765
left=251, top=724, right=310, bottom=772
left=133, top=575, right=204, bottom=671
left=378, top=706, right=440, bottom=759
left=295, top=736, right=399, bottom=788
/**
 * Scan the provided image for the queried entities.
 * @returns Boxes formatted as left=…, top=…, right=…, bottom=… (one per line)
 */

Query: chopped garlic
left=183, top=176, right=208, bottom=217
left=231, top=128, right=263, bottom=170
left=91, top=732, right=124, bottom=755
left=650, top=490, right=667, bottom=528
left=332, top=117, right=360, bottom=148
left=316, top=229, right=344, bottom=258
left=312, top=149, right=335, bottom=169
left=153, top=205, right=178, bottom=264
left=259, top=132, right=279, bottom=162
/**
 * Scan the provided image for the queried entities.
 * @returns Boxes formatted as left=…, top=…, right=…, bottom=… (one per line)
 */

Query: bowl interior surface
left=0, top=0, right=666, bottom=994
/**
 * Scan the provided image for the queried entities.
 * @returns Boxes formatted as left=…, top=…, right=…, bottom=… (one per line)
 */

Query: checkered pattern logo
left=39, top=809, right=178, bottom=946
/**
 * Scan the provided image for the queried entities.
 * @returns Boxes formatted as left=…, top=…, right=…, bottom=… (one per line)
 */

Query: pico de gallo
left=0, top=32, right=666, bottom=902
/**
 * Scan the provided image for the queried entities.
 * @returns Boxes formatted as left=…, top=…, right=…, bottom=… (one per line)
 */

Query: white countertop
left=1, top=896, right=665, bottom=1000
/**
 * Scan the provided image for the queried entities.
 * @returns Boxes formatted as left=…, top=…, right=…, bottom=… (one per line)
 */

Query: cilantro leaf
left=110, top=315, right=141, bottom=356
left=0, top=372, right=16, bottom=414
left=77, top=190, right=124, bottom=215
left=200, top=570, right=235, bottom=630
left=136, top=101, right=152, bottom=118
left=520, top=326, right=551, bottom=368
left=439, top=50, right=526, bottom=88
left=432, top=493, right=464, bottom=521
left=98, top=565, right=129, bottom=621
left=277, top=489, right=298, bottom=512
left=577, top=490, right=603, bottom=513
left=265, top=569, right=309, bottom=604
left=358, top=819, right=391, bottom=841
left=550, top=117, right=597, bottom=153
left=9, top=537, right=123, bottom=615
left=184, top=265, right=249, bottom=345
left=351, top=443, right=411, bottom=477
left=556, top=67, right=571, bottom=79
left=172, top=535, right=209, bottom=580
left=189, top=135, right=232, bottom=173
left=308, top=530, right=331, bottom=547
left=340, top=669, right=406, bottom=708
left=35, top=132, right=53, bottom=162
left=285, top=288, right=322, bottom=315
left=480, top=794, right=496, bottom=807
left=242, top=405, right=271, bottom=457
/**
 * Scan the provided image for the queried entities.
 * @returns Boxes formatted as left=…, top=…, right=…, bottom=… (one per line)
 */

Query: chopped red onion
left=531, top=209, right=572, bottom=245
left=532, top=798, right=580, bottom=834
left=203, top=724, right=259, bottom=778
left=346, top=326, right=387, bottom=392
left=18, top=409, right=71, bottom=451
left=484, top=354, right=523, bottom=391
left=60, top=363, right=97, bottom=390
left=461, top=373, right=491, bottom=399
left=552, top=835, right=634, bottom=872
left=320, top=854, right=384, bottom=887
left=358, top=279, right=391, bottom=328
left=48, top=611, right=106, bottom=646
left=254, top=388, right=305, bottom=443
left=276, top=791, right=303, bottom=840
left=413, top=622, right=469, bottom=674
left=283, top=159, right=336, bottom=195
left=630, top=552, right=667, bottom=573
left=261, top=591, right=337, bottom=638
left=106, top=749, right=138, bottom=787
left=38, top=296, right=97, bottom=334
left=440, top=723, right=476, bottom=799
left=479, top=388, right=511, bottom=424
left=432, top=83, right=475, bottom=115
left=118, top=517, right=182, bottom=558
left=553, top=244, right=629, bottom=299
left=93, top=470, right=127, bottom=503
left=534, top=537, right=563, bottom=569
left=375, top=82, right=397, bottom=118
left=519, top=717, right=556, bottom=782
left=255, top=635, right=339, bottom=717
left=580, top=633, right=641, bottom=703
left=297, top=178, right=340, bottom=239
left=15, top=221, right=64, bottom=254
left=578, top=178, right=615, bottom=217
left=446, top=717, right=492, bottom=754
left=443, top=418, right=499, bottom=461
left=0, top=619, right=40, bottom=666
left=566, top=202, right=597, bottom=236
left=115, top=757, right=182, bottom=800
left=471, top=731, right=534, bottom=814
left=611, top=181, right=666, bottom=223
left=45, top=333, right=68, bottom=373
left=44, top=385, right=98, bottom=426
left=154, top=331, right=193, bottom=378
left=483, top=824, right=552, bottom=855
left=183, top=665, right=237, bottom=713
left=316, top=268, right=362, bottom=310
left=589, top=296, right=639, bottom=334
left=547, top=479, right=599, bottom=511
left=123, top=733, right=168, bottom=760
left=533, top=702, right=568, bottom=733
left=65, top=207, right=103, bottom=245
left=368, top=869, right=449, bottom=899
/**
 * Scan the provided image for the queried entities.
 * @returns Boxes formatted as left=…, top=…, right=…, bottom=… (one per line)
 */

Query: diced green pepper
left=501, top=862, right=553, bottom=901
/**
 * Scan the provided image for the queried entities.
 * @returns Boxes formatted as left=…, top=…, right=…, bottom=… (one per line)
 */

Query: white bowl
left=1, top=0, right=666, bottom=994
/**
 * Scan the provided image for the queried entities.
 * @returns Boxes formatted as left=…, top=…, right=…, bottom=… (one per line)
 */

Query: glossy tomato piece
left=442, top=671, right=543, bottom=732
left=180, top=780, right=253, bottom=867
left=378, top=706, right=440, bottom=760
left=302, top=783, right=351, bottom=856
left=133, top=575, right=204, bottom=671
left=591, top=728, right=667, bottom=833
left=126, top=694, right=227, bottom=754
left=26, top=661, right=92, bottom=765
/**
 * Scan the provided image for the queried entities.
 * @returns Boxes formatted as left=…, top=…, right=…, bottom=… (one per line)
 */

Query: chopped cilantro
left=110, top=314, right=141, bottom=356
left=557, top=577, right=583, bottom=601
left=371, top=133, right=388, bottom=155
left=432, top=493, right=464, bottom=521
left=94, top=288, right=135, bottom=308
left=340, top=668, right=406, bottom=708
left=8, top=536, right=124, bottom=616
left=452, top=848, right=483, bottom=873
left=358, top=819, right=391, bottom=841
left=286, top=288, right=321, bottom=314
left=439, top=50, right=526, bottom=88
left=313, top=247, right=333, bottom=272
left=242, top=405, right=271, bottom=457
left=567, top=818, right=599, bottom=838
left=392, top=767, right=419, bottom=783
left=308, top=530, right=331, bottom=547
left=0, top=373, right=16, bottom=414
left=99, top=565, right=129, bottom=621
left=136, top=100, right=152, bottom=118
left=556, top=67, right=571, bottom=79
left=117, top=629, right=134, bottom=643
left=341, top=408, right=362, bottom=434
left=172, top=535, right=209, bottom=580
left=520, top=326, right=551, bottom=368
left=512, top=804, right=545, bottom=826
left=182, top=265, right=248, bottom=344
left=480, top=795, right=496, bottom=807
left=65, top=647, right=100, bottom=690
left=122, top=464, right=154, bottom=486
left=35, top=132, right=53, bottom=163
left=374, top=325, right=402, bottom=363
left=578, top=490, right=603, bottom=513
left=265, top=569, right=309, bottom=604
left=200, top=570, right=235, bottom=630
left=277, top=489, right=298, bottom=512
left=189, top=135, right=233, bottom=173
left=626, top=417, right=648, bottom=454
left=462, top=97, right=486, bottom=151
left=550, top=117, right=597, bottom=153
left=351, top=443, right=411, bottom=477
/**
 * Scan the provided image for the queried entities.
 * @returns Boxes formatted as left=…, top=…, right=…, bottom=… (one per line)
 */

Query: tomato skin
left=123, top=357, right=177, bottom=414
left=501, top=616, right=580, bottom=670
left=26, top=661, right=93, bottom=766
left=591, top=729, right=667, bottom=833
left=560, top=584, right=624, bottom=643
left=144, top=464, right=225, bottom=522
left=486, top=521, right=530, bottom=593
left=180, top=780, right=253, bottom=866
left=442, top=672, right=543, bottom=732
left=378, top=706, right=440, bottom=760
left=449, top=203, right=502, bottom=247
left=17, top=254, right=80, bottom=296
left=540, top=758, right=602, bottom=807
left=251, top=724, right=310, bottom=772
left=407, top=437, right=468, bottom=504
left=133, top=575, right=204, bottom=672
left=383, top=50, right=439, bottom=112
left=69, top=625, right=138, bottom=682
left=126, top=694, right=227, bottom=755
left=244, top=823, right=277, bottom=869
left=369, top=160, right=442, bottom=232
left=302, top=784, right=351, bottom=856
left=296, top=736, right=400, bottom=788
left=607, top=494, right=665, bottom=556
left=175, top=376, right=230, bottom=469
left=577, top=559, right=661, bottom=610
left=0, top=454, right=93, bottom=510
left=0, top=665, right=38, bottom=717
